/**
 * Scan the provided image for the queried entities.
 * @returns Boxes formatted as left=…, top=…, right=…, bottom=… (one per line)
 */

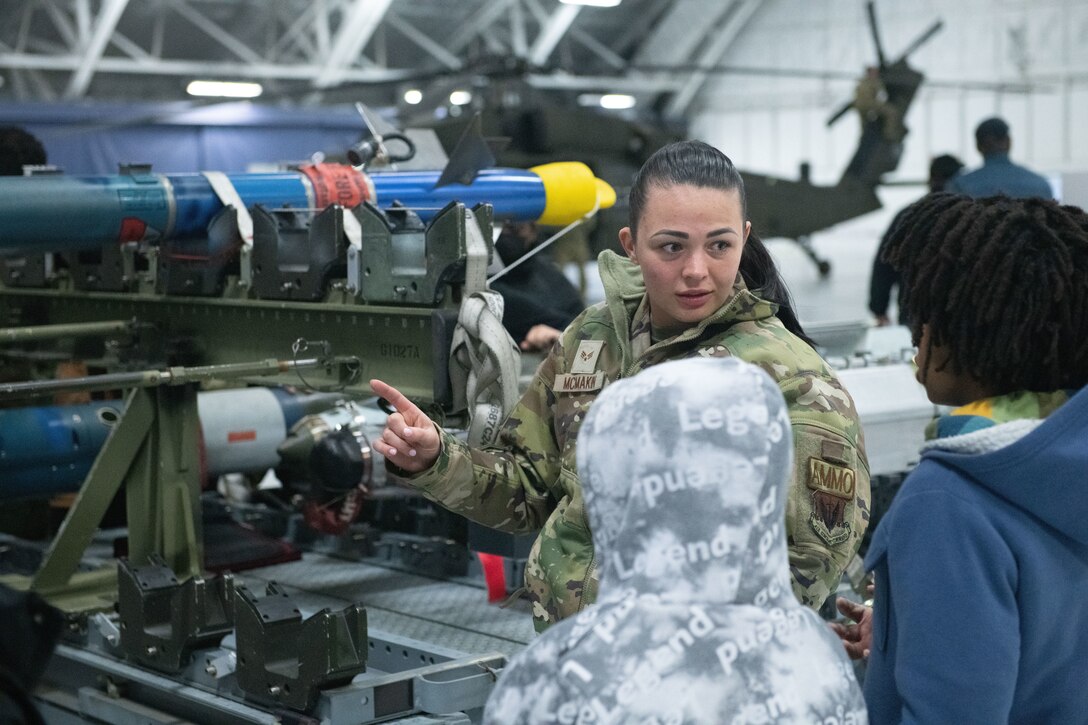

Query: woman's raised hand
left=370, top=379, right=442, bottom=473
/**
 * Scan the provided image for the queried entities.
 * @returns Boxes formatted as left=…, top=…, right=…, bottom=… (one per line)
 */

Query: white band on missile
left=201, top=171, right=254, bottom=246
left=343, top=207, right=363, bottom=296
left=202, top=171, right=255, bottom=289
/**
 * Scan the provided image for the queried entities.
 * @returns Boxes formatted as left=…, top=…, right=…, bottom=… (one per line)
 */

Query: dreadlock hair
left=881, top=192, right=1088, bottom=393
left=629, top=140, right=814, bottom=346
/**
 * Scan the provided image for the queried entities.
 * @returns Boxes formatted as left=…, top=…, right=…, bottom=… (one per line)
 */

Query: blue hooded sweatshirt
left=863, top=384, right=1088, bottom=724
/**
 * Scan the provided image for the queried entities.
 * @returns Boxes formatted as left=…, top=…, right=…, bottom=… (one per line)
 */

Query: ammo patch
left=806, top=457, right=856, bottom=500
left=571, top=340, right=605, bottom=374
left=807, top=457, right=855, bottom=546
left=554, top=372, right=605, bottom=393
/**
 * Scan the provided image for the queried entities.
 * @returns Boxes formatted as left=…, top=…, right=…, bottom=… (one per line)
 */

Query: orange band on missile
left=298, top=163, right=373, bottom=209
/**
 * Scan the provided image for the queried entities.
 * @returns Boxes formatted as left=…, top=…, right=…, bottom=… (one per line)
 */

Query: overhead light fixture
left=599, top=93, right=636, bottom=110
left=449, top=90, right=473, bottom=106
left=186, top=80, right=263, bottom=98
left=403, top=89, right=423, bottom=105
left=560, top=0, right=622, bottom=6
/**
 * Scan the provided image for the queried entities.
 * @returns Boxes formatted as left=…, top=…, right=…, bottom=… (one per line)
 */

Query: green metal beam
left=32, top=386, right=154, bottom=594
left=0, top=289, right=449, bottom=404
left=125, top=385, right=204, bottom=581
left=0, top=319, right=130, bottom=344
left=0, top=355, right=340, bottom=400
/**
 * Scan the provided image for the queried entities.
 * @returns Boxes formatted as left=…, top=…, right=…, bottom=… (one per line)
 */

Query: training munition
left=0, top=162, right=615, bottom=255
left=0, top=388, right=343, bottom=500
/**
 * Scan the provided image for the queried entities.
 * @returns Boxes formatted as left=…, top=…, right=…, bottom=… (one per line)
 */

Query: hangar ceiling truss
left=0, top=0, right=763, bottom=117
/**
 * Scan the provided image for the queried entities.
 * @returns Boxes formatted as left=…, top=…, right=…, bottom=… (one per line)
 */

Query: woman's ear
left=619, top=226, right=637, bottom=262
left=743, top=220, right=752, bottom=244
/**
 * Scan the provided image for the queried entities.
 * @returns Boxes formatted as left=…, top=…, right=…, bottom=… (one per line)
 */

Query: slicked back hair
left=629, top=140, right=813, bottom=346
left=881, top=192, right=1088, bottom=393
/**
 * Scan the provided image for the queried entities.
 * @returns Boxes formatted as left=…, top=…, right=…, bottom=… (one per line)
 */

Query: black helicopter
left=403, top=1, right=942, bottom=277
left=741, top=2, right=942, bottom=275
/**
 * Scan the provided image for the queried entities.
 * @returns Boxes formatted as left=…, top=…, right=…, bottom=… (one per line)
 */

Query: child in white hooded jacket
left=484, top=357, right=866, bottom=725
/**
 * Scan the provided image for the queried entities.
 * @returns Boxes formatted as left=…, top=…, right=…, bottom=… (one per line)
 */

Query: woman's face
left=619, top=184, right=750, bottom=330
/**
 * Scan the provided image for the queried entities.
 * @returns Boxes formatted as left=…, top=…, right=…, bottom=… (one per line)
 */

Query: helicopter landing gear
left=796, top=235, right=832, bottom=278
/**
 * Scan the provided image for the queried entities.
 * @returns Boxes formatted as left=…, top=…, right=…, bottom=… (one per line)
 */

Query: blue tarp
left=0, top=100, right=375, bottom=174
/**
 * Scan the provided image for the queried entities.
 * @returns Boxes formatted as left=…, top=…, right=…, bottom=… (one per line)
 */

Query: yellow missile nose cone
left=530, top=161, right=616, bottom=226
left=595, top=178, right=616, bottom=210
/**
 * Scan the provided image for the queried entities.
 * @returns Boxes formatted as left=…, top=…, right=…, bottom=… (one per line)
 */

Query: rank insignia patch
left=571, top=340, right=604, bottom=374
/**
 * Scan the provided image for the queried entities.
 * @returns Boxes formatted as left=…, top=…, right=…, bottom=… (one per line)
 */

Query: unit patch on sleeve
left=806, top=457, right=855, bottom=546
left=571, top=340, right=605, bottom=374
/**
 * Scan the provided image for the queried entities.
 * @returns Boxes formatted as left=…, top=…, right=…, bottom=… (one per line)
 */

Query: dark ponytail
left=739, top=231, right=814, bottom=346
left=629, top=140, right=813, bottom=346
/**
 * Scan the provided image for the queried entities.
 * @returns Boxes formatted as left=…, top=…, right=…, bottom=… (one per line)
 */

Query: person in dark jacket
left=868, top=154, right=962, bottom=326
left=945, top=117, right=1053, bottom=199
left=484, top=357, right=866, bottom=724
left=489, top=221, right=584, bottom=351
left=836, top=193, right=1088, bottom=724
left=0, top=126, right=47, bottom=176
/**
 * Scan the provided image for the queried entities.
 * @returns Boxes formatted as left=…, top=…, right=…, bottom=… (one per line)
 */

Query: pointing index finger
left=370, top=379, right=424, bottom=419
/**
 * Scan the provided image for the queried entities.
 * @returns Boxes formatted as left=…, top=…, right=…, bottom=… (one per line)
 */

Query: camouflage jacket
left=400, top=250, right=870, bottom=632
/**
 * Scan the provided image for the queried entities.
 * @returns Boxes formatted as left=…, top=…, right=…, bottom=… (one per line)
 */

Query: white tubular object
left=198, top=388, right=287, bottom=477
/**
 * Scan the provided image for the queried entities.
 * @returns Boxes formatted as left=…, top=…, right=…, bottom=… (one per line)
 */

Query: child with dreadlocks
left=834, top=192, right=1088, bottom=724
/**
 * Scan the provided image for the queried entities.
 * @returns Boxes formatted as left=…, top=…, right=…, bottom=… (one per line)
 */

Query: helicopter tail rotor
left=826, top=99, right=856, bottom=127
left=866, top=0, right=888, bottom=69
left=892, top=19, right=944, bottom=65
left=826, top=1, right=942, bottom=127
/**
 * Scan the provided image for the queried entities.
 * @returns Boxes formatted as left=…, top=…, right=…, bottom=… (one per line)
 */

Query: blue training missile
left=0, top=388, right=344, bottom=500
left=0, top=162, right=615, bottom=255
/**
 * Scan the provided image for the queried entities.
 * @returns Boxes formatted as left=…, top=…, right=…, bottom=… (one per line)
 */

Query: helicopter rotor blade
left=866, top=1, right=888, bottom=68
left=826, top=99, right=855, bottom=127
left=626, top=63, right=859, bottom=81
left=892, top=20, right=944, bottom=64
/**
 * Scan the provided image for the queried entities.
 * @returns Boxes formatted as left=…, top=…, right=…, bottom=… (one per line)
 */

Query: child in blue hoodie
left=836, top=193, right=1088, bottom=724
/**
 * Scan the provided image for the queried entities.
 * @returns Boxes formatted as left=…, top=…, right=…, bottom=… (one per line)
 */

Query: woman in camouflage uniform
left=373, top=140, right=869, bottom=632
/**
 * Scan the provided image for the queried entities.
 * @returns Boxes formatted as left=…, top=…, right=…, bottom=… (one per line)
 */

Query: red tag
left=477, top=552, right=507, bottom=603
left=118, top=217, right=147, bottom=243
left=227, top=430, right=257, bottom=443
left=298, top=163, right=371, bottom=209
